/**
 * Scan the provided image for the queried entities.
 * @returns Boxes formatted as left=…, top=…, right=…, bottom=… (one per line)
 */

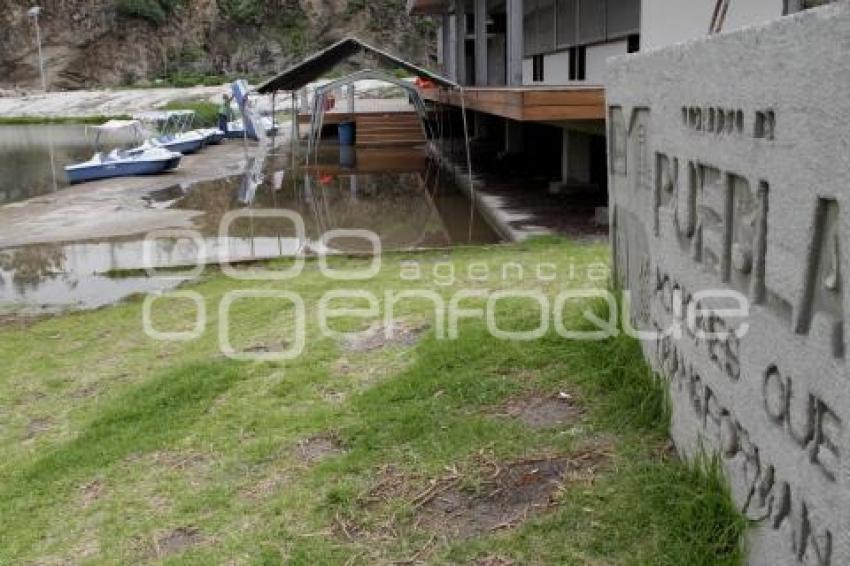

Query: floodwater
left=0, top=126, right=499, bottom=314
left=0, top=124, right=135, bottom=206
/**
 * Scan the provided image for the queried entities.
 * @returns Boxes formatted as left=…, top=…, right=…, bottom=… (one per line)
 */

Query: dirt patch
left=23, top=417, right=52, bottom=440
left=0, top=312, right=53, bottom=330
left=340, top=321, right=427, bottom=352
left=351, top=448, right=612, bottom=546
left=72, top=382, right=101, bottom=399
left=125, top=450, right=214, bottom=490
left=321, top=389, right=348, bottom=404
left=414, top=450, right=610, bottom=539
left=241, top=340, right=290, bottom=354
left=242, top=471, right=289, bottom=501
left=147, top=450, right=213, bottom=472
left=151, top=527, right=203, bottom=558
left=297, top=434, right=346, bottom=464
left=495, top=391, right=583, bottom=429
left=78, top=479, right=105, bottom=508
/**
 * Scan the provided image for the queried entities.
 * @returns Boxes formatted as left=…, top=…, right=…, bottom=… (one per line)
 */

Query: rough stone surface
left=607, top=4, right=849, bottom=565
left=0, top=0, right=434, bottom=89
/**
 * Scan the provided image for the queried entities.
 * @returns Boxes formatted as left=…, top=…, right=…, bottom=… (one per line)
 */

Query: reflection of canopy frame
left=305, top=69, right=434, bottom=158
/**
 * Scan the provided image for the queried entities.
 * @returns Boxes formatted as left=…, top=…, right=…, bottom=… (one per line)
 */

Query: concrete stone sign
left=607, top=4, right=848, bottom=565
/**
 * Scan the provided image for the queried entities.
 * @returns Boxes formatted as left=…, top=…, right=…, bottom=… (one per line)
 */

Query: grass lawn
left=0, top=237, right=745, bottom=564
left=0, top=115, right=133, bottom=126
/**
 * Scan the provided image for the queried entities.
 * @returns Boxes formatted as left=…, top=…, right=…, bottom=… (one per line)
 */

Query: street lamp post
left=27, top=6, right=47, bottom=91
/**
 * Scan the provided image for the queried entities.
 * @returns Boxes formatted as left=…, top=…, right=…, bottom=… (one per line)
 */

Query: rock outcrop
left=0, top=0, right=435, bottom=89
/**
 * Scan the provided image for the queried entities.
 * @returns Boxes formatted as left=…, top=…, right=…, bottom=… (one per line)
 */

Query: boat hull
left=64, top=156, right=181, bottom=184
left=157, top=138, right=204, bottom=154
left=205, top=131, right=225, bottom=144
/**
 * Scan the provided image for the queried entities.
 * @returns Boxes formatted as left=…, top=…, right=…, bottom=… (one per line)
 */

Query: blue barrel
left=339, top=145, right=356, bottom=169
left=338, top=121, right=356, bottom=146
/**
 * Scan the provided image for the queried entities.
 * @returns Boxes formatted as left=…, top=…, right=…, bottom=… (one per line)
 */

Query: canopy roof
left=256, top=37, right=456, bottom=93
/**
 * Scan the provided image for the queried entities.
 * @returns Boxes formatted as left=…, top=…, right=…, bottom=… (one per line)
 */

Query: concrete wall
left=586, top=39, right=628, bottom=83
left=522, top=57, right=534, bottom=84
left=521, top=40, right=627, bottom=85
left=607, top=4, right=849, bottom=565
left=488, top=35, right=507, bottom=86
left=641, top=0, right=784, bottom=49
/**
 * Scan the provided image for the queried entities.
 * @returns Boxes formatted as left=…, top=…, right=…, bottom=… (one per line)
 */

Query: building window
left=627, top=33, right=640, bottom=53
left=556, top=0, right=578, bottom=46
left=532, top=54, right=545, bottom=82
left=557, top=0, right=640, bottom=49
left=537, top=0, right=556, bottom=53
left=607, top=0, right=641, bottom=38
left=524, top=0, right=538, bottom=56
left=568, top=46, right=586, bottom=80
left=578, top=0, right=606, bottom=44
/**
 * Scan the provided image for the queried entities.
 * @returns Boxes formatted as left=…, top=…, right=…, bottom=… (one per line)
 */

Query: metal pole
left=28, top=7, right=47, bottom=91
left=458, top=88, right=476, bottom=243
left=291, top=90, right=299, bottom=155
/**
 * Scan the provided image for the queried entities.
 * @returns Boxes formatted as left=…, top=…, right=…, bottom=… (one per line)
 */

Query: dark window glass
left=577, top=45, right=586, bottom=80
left=569, top=47, right=577, bottom=80
left=532, top=54, right=546, bottom=82
left=537, top=0, right=556, bottom=53
left=524, top=0, right=538, bottom=56
left=627, top=33, right=640, bottom=53
left=607, top=0, right=640, bottom=38
left=578, top=0, right=605, bottom=43
left=556, top=0, right=578, bottom=46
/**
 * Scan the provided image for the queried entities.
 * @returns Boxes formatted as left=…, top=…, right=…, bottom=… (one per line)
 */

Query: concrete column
left=348, top=84, right=355, bottom=114
left=561, top=128, right=591, bottom=184
left=473, top=112, right=485, bottom=138
left=437, top=19, right=445, bottom=71
left=455, top=0, right=467, bottom=85
left=446, top=9, right=457, bottom=80
left=506, top=0, right=523, bottom=86
left=299, top=89, right=309, bottom=113
left=561, top=128, right=570, bottom=183
left=474, top=0, right=488, bottom=86
left=505, top=119, right=524, bottom=153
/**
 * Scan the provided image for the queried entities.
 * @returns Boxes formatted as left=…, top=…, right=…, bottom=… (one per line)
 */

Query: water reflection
left=0, top=124, right=135, bottom=206
left=0, top=242, right=189, bottom=314
left=0, top=141, right=499, bottom=313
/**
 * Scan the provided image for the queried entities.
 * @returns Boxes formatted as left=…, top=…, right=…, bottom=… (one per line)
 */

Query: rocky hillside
left=0, top=0, right=435, bottom=89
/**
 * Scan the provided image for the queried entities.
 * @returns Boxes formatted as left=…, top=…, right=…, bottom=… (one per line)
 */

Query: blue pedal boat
left=64, top=120, right=183, bottom=184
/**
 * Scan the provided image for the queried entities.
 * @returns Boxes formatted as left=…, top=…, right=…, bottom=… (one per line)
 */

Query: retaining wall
left=606, top=4, right=849, bottom=564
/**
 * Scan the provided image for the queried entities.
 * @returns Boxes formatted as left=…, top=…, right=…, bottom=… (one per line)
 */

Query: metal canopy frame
left=256, top=37, right=457, bottom=94
left=254, top=36, right=478, bottom=243
left=305, top=69, right=435, bottom=158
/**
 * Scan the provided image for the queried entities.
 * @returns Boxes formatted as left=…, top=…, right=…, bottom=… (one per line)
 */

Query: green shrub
left=162, top=99, right=220, bottom=126
left=158, top=71, right=226, bottom=88
left=217, top=0, right=264, bottom=23
left=116, top=0, right=185, bottom=24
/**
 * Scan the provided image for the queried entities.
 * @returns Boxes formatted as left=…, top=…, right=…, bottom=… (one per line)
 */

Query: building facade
left=408, top=0, right=826, bottom=191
